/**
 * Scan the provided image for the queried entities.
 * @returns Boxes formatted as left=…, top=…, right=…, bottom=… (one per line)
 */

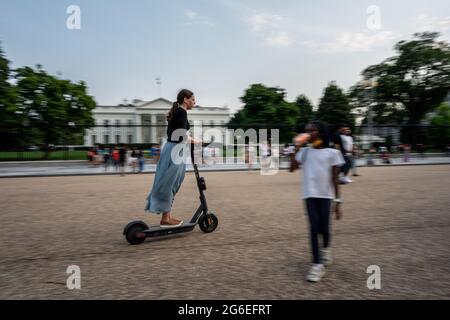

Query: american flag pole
left=156, top=77, right=162, bottom=97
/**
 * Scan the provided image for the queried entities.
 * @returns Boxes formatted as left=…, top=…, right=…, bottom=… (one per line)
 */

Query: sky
left=1, top=0, right=449, bottom=114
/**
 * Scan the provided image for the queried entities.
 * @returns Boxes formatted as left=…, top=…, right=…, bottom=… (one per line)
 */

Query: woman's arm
left=293, top=133, right=311, bottom=163
left=293, top=133, right=310, bottom=148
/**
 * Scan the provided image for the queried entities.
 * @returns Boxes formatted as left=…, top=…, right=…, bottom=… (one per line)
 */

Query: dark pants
left=340, top=155, right=352, bottom=175
left=305, top=198, right=331, bottom=264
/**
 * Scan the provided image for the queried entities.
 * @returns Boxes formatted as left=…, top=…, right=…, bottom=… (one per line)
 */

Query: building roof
left=98, top=97, right=229, bottom=111
left=138, top=97, right=173, bottom=106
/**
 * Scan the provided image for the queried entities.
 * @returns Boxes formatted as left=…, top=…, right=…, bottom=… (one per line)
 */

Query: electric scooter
left=123, top=142, right=218, bottom=245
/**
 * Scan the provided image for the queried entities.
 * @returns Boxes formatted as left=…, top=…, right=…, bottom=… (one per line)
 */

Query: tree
left=316, top=82, right=354, bottom=129
left=0, top=43, right=21, bottom=150
left=0, top=44, right=10, bottom=106
left=229, top=84, right=299, bottom=142
left=429, top=102, right=450, bottom=149
left=352, top=32, right=450, bottom=144
left=294, top=94, right=314, bottom=126
left=14, top=65, right=97, bottom=158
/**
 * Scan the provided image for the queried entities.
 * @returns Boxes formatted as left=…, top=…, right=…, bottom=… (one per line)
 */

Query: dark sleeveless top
left=167, top=107, right=190, bottom=143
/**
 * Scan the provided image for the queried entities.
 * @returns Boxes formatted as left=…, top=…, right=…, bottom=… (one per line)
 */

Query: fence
left=0, top=124, right=449, bottom=161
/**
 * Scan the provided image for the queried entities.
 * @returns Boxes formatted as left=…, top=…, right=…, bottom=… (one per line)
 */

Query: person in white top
left=293, top=121, right=345, bottom=283
left=346, top=128, right=360, bottom=177
left=334, top=125, right=354, bottom=184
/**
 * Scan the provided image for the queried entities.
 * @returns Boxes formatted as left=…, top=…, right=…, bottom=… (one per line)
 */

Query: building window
left=104, top=120, right=109, bottom=127
left=128, top=120, right=133, bottom=127
left=128, top=135, right=133, bottom=144
left=104, top=135, right=109, bottom=144
left=92, top=135, right=97, bottom=145
left=116, top=135, right=120, bottom=144
left=156, top=114, right=165, bottom=123
left=115, top=120, right=120, bottom=127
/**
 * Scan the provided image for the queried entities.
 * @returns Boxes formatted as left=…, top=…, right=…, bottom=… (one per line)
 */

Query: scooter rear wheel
left=199, top=212, right=218, bottom=233
left=125, top=223, right=147, bottom=245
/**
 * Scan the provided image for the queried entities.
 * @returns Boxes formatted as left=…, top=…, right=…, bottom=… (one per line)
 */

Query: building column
left=84, top=130, right=90, bottom=146
left=151, top=114, right=157, bottom=144
left=135, top=114, right=142, bottom=144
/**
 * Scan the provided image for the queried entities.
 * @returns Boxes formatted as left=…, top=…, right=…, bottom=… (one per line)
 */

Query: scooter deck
left=142, top=222, right=196, bottom=237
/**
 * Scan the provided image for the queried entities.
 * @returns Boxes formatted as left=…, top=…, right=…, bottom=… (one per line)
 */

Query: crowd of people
left=87, top=144, right=161, bottom=175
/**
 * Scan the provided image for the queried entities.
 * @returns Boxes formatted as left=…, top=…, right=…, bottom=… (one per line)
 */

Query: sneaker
left=344, top=176, right=353, bottom=183
left=160, top=218, right=183, bottom=228
left=306, top=264, right=325, bottom=282
left=321, top=248, right=333, bottom=266
left=339, top=177, right=348, bottom=184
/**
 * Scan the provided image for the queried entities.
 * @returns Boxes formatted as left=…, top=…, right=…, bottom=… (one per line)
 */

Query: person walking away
left=104, top=147, right=111, bottom=172
left=130, top=148, right=138, bottom=173
left=347, top=129, right=360, bottom=177
left=403, top=144, right=411, bottom=162
left=119, top=144, right=127, bottom=176
left=87, top=148, right=94, bottom=167
left=259, top=141, right=271, bottom=171
left=112, top=147, right=120, bottom=171
left=333, top=125, right=353, bottom=184
left=137, top=150, right=145, bottom=173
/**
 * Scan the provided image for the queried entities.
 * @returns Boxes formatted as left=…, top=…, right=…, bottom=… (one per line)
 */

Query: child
left=294, top=121, right=345, bottom=282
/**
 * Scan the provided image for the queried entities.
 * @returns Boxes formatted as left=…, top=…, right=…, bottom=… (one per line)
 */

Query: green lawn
left=0, top=149, right=243, bottom=161
left=0, top=151, right=88, bottom=161
left=2, top=148, right=444, bottom=161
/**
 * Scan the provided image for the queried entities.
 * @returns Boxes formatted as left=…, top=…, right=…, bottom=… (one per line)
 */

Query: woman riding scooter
left=144, top=89, right=201, bottom=227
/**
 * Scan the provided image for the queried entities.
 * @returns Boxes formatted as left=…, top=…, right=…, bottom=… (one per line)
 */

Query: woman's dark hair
left=308, top=120, right=333, bottom=148
left=167, top=89, right=194, bottom=121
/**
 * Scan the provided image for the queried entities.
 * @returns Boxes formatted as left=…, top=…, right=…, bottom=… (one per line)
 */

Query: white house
left=84, top=98, right=232, bottom=146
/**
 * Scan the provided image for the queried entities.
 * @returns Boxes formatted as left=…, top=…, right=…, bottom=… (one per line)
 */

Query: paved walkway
left=0, top=165, right=449, bottom=299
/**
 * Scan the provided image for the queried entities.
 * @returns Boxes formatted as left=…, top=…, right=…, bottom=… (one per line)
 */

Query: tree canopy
left=350, top=32, right=450, bottom=144
left=0, top=43, right=97, bottom=154
left=316, top=82, right=354, bottom=129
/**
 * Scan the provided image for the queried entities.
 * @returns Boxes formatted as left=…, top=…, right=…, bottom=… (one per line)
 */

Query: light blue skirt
left=144, top=142, right=187, bottom=214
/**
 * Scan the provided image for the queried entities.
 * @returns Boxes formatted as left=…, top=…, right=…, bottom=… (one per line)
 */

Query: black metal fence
left=0, top=124, right=449, bottom=161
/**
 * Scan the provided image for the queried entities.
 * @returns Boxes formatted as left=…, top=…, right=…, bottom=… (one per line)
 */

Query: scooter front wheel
left=199, top=212, right=218, bottom=233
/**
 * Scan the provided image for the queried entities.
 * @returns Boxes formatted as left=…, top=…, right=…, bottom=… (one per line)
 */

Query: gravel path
left=1, top=165, right=449, bottom=299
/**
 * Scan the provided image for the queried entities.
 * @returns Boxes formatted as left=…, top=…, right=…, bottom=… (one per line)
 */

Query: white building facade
left=84, top=98, right=232, bottom=146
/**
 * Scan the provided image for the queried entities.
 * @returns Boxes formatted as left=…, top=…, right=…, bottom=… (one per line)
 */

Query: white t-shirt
left=295, top=147, right=345, bottom=199
left=340, top=134, right=354, bottom=153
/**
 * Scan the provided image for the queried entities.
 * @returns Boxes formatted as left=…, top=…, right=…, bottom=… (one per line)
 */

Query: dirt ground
left=0, top=165, right=449, bottom=299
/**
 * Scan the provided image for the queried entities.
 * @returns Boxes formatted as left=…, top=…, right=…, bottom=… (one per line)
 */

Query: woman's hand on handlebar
left=187, top=136, right=202, bottom=145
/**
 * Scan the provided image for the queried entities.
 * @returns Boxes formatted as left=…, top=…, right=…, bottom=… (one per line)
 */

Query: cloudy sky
left=1, top=0, right=449, bottom=113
